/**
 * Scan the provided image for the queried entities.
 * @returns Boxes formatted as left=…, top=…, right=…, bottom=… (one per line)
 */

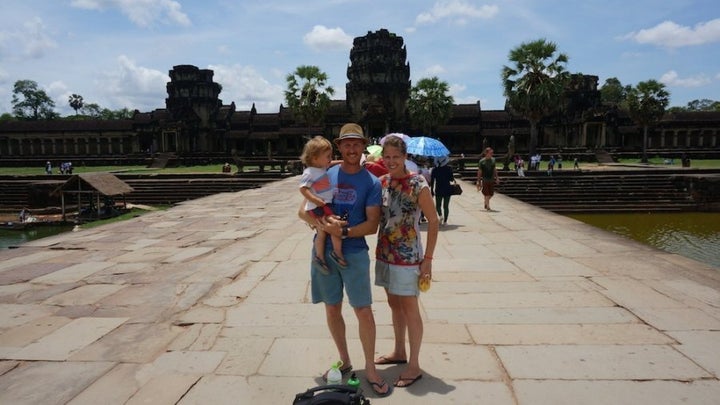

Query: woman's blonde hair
left=300, top=136, right=332, bottom=166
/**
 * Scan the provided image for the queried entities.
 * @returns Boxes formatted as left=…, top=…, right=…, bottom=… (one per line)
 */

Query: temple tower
left=165, top=65, right=223, bottom=152
left=346, top=29, right=411, bottom=139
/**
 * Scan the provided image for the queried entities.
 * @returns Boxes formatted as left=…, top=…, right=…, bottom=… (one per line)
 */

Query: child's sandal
left=329, top=251, right=348, bottom=268
left=313, top=255, right=330, bottom=275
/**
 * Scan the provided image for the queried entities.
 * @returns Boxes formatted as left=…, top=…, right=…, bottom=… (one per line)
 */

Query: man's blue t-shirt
left=327, top=164, right=382, bottom=253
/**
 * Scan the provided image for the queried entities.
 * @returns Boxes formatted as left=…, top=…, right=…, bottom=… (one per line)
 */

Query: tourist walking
left=477, top=147, right=499, bottom=211
left=297, top=123, right=390, bottom=397
left=547, top=155, right=556, bottom=175
left=373, top=135, right=438, bottom=389
left=517, top=156, right=525, bottom=177
left=430, top=156, right=455, bottom=225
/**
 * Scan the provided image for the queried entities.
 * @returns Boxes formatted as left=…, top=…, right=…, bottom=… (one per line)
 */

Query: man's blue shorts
left=311, top=249, right=372, bottom=308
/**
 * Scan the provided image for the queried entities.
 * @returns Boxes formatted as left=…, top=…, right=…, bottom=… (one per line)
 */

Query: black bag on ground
left=292, top=385, right=370, bottom=405
left=450, top=182, right=463, bottom=195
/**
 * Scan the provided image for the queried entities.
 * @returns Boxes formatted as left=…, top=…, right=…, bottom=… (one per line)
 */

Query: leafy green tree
left=284, top=65, right=334, bottom=135
left=686, top=98, right=719, bottom=111
left=101, top=107, right=133, bottom=119
left=501, top=39, right=569, bottom=156
left=11, top=80, right=57, bottom=120
left=600, top=77, right=631, bottom=105
left=68, top=94, right=84, bottom=115
left=407, top=76, right=454, bottom=136
left=624, top=80, right=670, bottom=163
left=0, top=113, right=16, bottom=122
left=80, top=103, right=102, bottom=118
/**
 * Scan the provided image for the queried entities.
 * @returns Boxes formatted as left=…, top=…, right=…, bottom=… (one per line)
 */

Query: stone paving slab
left=0, top=176, right=718, bottom=404
left=9, top=317, right=128, bottom=361
left=667, top=330, right=720, bottom=376
left=468, top=323, right=675, bottom=345
left=514, top=380, right=720, bottom=405
left=125, top=373, right=201, bottom=405
left=0, top=361, right=115, bottom=405
left=422, top=291, right=615, bottom=309
left=0, top=315, right=73, bottom=346
left=31, top=261, right=115, bottom=285
left=426, top=307, right=639, bottom=324
left=496, top=344, right=711, bottom=380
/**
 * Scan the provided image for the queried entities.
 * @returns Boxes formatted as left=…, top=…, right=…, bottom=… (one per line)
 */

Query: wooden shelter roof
left=53, top=173, right=134, bottom=196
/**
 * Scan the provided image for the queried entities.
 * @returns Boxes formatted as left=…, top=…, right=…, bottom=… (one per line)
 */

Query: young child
left=299, top=136, right=346, bottom=274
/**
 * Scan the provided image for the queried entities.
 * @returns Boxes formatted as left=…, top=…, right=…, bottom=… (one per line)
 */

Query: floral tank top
left=376, top=173, right=429, bottom=265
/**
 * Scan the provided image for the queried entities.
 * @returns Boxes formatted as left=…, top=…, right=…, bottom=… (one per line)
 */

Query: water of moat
left=2, top=213, right=718, bottom=270
left=567, top=212, right=720, bottom=270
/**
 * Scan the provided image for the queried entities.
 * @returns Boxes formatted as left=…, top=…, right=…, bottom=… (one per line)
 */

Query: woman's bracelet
left=423, top=255, right=433, bottom=260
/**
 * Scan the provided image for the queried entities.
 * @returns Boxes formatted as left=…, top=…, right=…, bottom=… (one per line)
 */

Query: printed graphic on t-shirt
left=335, top=183, right=358, bottom=205
left=312, top=174, right=331, bottom=194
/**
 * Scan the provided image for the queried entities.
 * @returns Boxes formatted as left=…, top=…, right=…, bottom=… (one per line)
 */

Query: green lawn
left=2, top=159, right=719, bottom=176
left=615, top=158, right=720, bottom=168
left=463, top=159, right=720, bottom=170
left=1, top=164, right=242, bottom=176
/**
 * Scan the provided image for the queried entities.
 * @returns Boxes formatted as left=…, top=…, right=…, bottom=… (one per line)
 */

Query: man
left=298, top=123, right=391, bottom=397
left=476, top=147, right=499, bottom=211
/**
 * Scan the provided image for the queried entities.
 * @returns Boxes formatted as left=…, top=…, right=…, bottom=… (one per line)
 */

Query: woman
left=477, top=147, right=499, bottom=210
left=430, top=156, right=455, bottom=225
left=374, top=135, right=439, bottom=388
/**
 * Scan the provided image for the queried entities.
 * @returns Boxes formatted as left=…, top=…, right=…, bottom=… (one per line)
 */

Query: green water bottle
left=347, top=372, right=360, bottom=388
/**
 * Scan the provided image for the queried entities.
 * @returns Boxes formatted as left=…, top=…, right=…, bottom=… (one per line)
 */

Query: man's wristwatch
left=341, top=226, right=349, bottom=239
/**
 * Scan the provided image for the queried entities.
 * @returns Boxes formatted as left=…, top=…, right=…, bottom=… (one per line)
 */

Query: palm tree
left=68, top=94, right=84, bottom=116
left=501, top=39, right=569, bottom=156
left=284, top=66, right=334, bottom=137
left=624, top=80, right=670, bottom=163
left=407, top=76, right=454, bottom=136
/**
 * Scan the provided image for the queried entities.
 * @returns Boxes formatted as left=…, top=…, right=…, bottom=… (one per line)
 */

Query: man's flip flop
left=394, top=374, right=423, bottom=388
left=374, top=355, right=408, bottom=365
left=366, top=378, right=392, bottom=397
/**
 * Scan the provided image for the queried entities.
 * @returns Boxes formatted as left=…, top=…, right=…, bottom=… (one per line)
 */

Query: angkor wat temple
left=0, top=28, right=718, bottom=164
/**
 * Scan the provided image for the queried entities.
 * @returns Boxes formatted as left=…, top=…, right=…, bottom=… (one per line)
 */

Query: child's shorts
left=308, top=205, right=334, bottom=218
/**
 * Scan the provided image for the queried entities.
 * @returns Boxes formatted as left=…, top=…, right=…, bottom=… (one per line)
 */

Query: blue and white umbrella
left=406, top=136, right=450, bottom=157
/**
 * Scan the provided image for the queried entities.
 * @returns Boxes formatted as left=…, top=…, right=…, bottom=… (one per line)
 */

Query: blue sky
left=1, top=0, right=719, bottom=116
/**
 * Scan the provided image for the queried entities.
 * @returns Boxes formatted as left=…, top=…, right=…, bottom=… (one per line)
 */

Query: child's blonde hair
left=300, top=136, right=332, bottom=166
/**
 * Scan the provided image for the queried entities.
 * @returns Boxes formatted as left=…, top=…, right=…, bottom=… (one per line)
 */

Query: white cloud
left=46, top=81, right=75, bottom=114
left=0, top=17, right=56, bottom=60
left=659, top=70, right=712, bottom=88
left=624, top=19, right=720, bottom=48
left=22, top=18, right=57, bottom=58
left=98, top=55, right=169, bottom=110
left=71, top=0, right=191, bottom=27
left=424, top=65, right=447, bottom=76
left=303, top=25, right=353, bottom=51
left=209, top=64, right=285, bottom=113
left=416, top=1, right=499, bottom=25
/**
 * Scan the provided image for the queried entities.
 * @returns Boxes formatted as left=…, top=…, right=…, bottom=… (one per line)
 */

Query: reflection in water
left=567, top=212, right=720, bottom=269
left=0, top=225, right=74, bottom=249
